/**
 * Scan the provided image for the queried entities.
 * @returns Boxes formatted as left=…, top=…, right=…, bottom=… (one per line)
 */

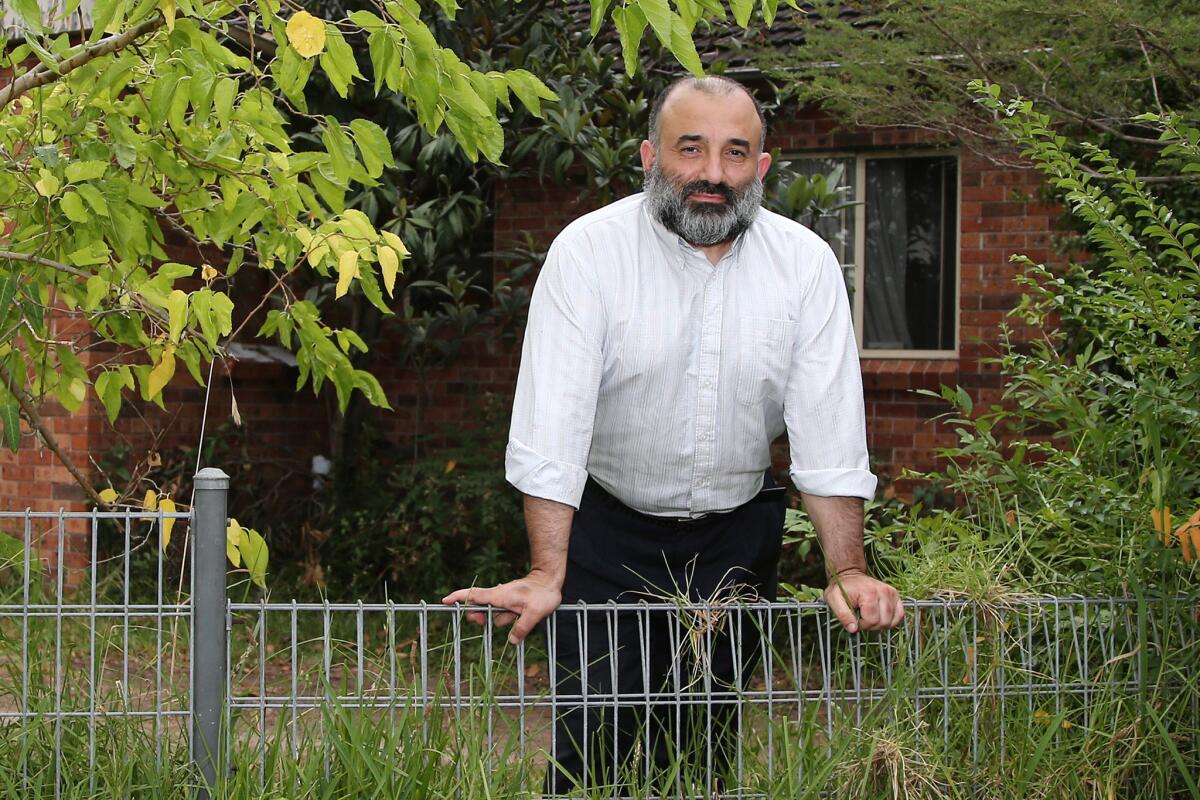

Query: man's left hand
left=823, top=569, right=904, bottom=633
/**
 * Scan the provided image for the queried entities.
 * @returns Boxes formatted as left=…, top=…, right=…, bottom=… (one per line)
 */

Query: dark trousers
left=544, top=478, right=785, bottom=796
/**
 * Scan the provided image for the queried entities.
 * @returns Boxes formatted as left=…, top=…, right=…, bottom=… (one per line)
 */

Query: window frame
left=786, top=149, right=962, bottom=359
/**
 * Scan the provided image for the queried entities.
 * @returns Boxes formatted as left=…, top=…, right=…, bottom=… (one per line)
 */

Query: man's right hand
left=441, top=569, right=563, bottom=645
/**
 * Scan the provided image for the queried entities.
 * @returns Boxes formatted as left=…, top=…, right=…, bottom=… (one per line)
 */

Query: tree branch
left=0, top=250, right=175, bottom=329
left=0, top=16, right=165, bottom=111
left=0, top=249, right=90, bottom=279
left=0, top=362, right=108, bottom=507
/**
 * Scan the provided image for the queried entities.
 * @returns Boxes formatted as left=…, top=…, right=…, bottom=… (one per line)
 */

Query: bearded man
left=444, top=75, right=904, bottom=793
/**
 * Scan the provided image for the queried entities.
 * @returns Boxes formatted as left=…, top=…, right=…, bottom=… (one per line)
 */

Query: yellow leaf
left=1152, top=506, right=1172, bottom=543
left=34, top=171, right=60, bottom=197
left=239, top=526, right=269, bottom=588
left=286, top=10, right=327, bottom=59
left=166, top=289, right=187, bottom=343
left=143, top=489, right=158, bottom=511
left=147, top=345, right=177, bottom=398
left=445, top=459, right=457, bottom=474
left=98, top=487, right=118, bottom=505
left=159, top=497, right=176, bottom=551
left=226, top=518, right=242, bottom=567
left=378, top=244, right=399, bottom=296
left=159, top=0, right=176, bottom=30
left=335, top=249, right=359, bottom=299
left=381, top=230, right=409, bottom=259
left=200, top=264, right=219, bottom=283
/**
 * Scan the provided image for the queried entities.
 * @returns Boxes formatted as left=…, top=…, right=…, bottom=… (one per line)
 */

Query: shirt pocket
left=735, top=316, right=797, bottom=406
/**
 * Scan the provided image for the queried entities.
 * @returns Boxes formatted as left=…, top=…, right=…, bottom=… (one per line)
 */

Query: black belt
left=583, top=477, right=785, bottom=530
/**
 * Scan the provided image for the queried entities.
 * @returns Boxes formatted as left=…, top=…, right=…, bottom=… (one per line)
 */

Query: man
left=443, top=75, right=904, bottom=793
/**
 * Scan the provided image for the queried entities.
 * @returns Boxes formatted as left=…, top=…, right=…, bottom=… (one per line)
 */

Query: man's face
left=641, top=86, right=772, bottom=247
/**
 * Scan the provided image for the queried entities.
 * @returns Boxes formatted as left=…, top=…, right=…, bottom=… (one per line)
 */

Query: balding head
left=648, top=76, right=766, bottom=152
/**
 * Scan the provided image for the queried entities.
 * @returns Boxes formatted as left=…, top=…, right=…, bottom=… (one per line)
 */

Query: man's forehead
left=658, top=86, right=761, bottom=141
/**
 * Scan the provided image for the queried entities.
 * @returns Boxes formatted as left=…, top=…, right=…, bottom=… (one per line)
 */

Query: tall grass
left=2, top=592, right=1196, bottom=799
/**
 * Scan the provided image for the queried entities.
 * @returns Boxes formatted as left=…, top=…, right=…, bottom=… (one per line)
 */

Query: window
left=790, top=153, right=959, bottom=356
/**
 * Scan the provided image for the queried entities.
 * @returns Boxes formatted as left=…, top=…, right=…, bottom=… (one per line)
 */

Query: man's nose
left=699, top=152, right=724, bottom=185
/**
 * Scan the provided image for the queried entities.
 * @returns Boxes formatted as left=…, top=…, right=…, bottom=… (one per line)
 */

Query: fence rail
left=1, top=470, right=1198, bottom=799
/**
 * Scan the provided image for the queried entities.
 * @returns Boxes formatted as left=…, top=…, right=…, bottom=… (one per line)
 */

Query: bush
left=894, top=86, right=1200, bottom=597
left=312, top=396, right=526, bottom=601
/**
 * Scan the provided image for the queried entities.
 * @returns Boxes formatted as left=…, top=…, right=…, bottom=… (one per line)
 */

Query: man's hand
left=823, top=568, right=905, bottom=633
left=441, top=569, right=562, bottom=645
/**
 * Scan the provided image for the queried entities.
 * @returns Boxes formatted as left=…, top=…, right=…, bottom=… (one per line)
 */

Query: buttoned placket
left=685, top=246, right=729, bottom=516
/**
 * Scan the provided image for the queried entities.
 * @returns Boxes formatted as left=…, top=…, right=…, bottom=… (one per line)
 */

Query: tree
left=0, top=0, right=778, bottom=505
left=759, top=0, right=1200, bottom=179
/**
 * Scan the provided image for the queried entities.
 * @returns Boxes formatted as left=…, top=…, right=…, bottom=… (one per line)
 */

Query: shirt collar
left=638, top=193, right=758, bottom=266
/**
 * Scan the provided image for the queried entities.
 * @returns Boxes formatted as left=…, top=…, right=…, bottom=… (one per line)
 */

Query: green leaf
left=505, top=69, right=558, bottom=119
left=611, top=5, right=647, bottom=76
left=432, top=0, right=459, bottom=20
left=67, top=241, right=111, bottom=266
left=213, top=76, right=237, bottom=126
left=149, top=70, right=181, bottom=127
left=319, top=27, right=363, bottom=99
left=589, top=0, right=614, bottom=36
left=125, top=181, right=164, bottom=207
left=0, top=403, right=20, bottom=452
left=75, top=183, right=109, bottom=216
left=83, top=276, right=108, bottom=310
left=94, top=368, right=134, bottom=424
left=272, top=45, right=314, bottom=109
left=728, top=0, right=753, bottom=27
left=636, top=0, right=673, bottom=46
left=238, top=526, right=269, bottom=587
left=349, top=118, right=394, bottom=179
left=761, top=0, right=779, bottom=26
left=60, top=191, right=90, bottom=223
left=11, top=0, right=45, bottom=34
left=320, top=118, right=355, bottom=185
left=65, top=160, right=108, bottom=183
left=668, top=14, right=704, bottom=76
left=348, top=9, right=385, bottom=29
left=166, top=289, right=188, bottom=343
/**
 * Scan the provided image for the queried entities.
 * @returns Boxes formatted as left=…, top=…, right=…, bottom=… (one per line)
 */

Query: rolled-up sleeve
left=505, top=241, right=605, bottom=508
left=784, top=246, right=877, bottom=500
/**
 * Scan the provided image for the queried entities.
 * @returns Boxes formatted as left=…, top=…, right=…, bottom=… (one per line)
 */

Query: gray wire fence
left=2, top=468, right=1198, bottom=799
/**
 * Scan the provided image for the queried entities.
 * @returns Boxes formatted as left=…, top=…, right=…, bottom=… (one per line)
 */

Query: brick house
left=1, top=7, right=1059, bottom=573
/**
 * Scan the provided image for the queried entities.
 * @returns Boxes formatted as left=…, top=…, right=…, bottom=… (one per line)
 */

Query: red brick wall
left=489, top=106, right=1061, bottom=493
left=1, top=106, right=1062, bottom=544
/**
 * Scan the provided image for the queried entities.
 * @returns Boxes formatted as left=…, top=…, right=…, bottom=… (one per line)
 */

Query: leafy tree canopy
left=0, top=0, right=780, bottom=504
left=759, top=0, right=1200, bottom=177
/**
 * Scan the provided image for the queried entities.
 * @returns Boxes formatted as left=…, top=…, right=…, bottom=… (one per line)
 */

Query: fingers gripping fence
left=1, top=472, right=1197, bottom=798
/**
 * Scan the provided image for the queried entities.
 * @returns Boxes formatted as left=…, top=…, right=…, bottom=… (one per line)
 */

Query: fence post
left=192, top=467, right=228, bottom=800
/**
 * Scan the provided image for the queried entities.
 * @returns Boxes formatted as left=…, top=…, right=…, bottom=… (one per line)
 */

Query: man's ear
left=640, top=140, right=656, bottom=174
left=756, top=150, right=772, bottom=180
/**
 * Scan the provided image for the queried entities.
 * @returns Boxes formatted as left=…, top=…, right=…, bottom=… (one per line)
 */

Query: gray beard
left=643, top=162, right=763, bottom=247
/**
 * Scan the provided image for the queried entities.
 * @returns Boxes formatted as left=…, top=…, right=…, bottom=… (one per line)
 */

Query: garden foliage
left=0, top=0, right=775, bottom=506
left=889, top=86, right=1200, bottom=596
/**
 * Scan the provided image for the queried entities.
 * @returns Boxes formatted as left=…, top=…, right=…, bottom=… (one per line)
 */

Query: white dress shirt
left=505, top=193, right=876, bottom=518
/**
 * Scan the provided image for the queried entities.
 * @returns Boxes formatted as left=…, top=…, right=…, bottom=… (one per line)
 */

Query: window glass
left=791, top=157, right=856, bottom=299
left=863, top=156, right=957, bottom=350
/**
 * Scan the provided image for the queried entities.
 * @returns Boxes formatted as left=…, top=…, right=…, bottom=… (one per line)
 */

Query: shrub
left=312, top=396, right=526, bottom=601
left=900, top=86, right=1200, bottom=596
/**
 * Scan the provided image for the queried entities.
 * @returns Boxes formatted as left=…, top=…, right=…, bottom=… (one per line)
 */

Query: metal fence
left=2, top=468, right=1198, bottom=799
